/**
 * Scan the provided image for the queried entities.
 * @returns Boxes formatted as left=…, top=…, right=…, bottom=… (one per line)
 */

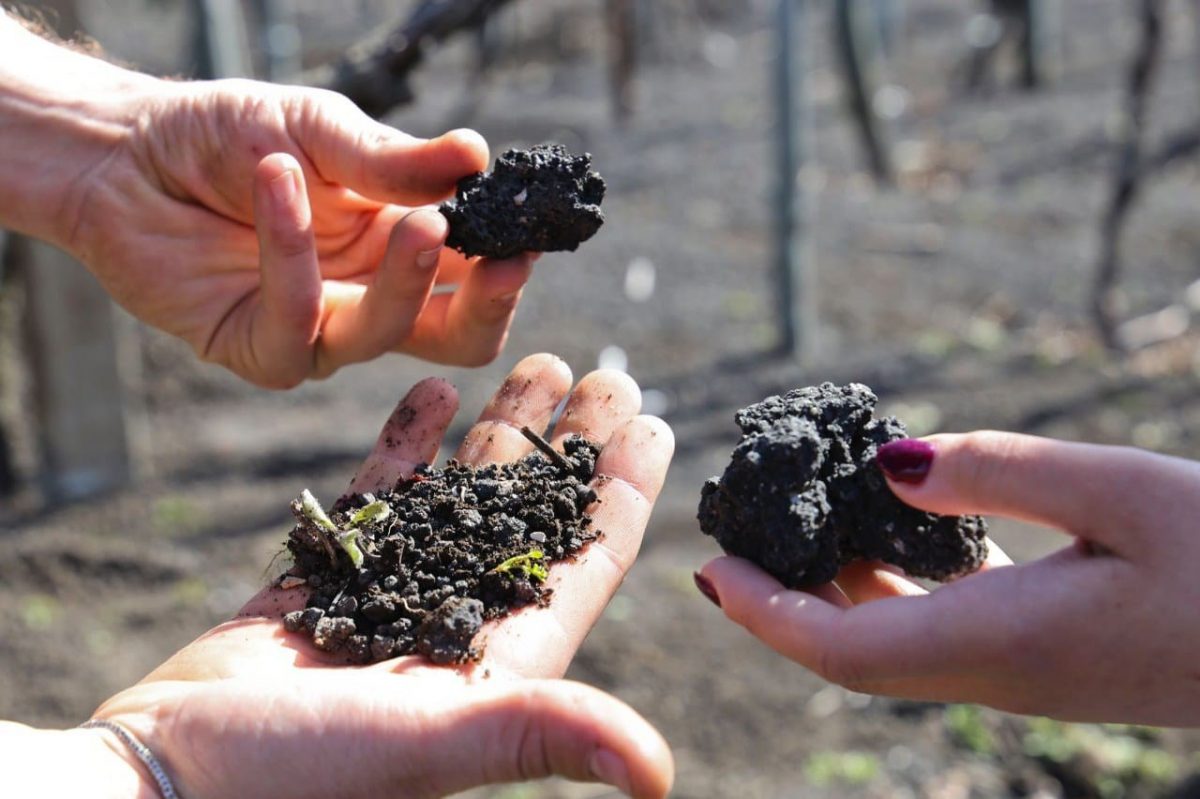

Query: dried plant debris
left=698, top=383, right=987, bottom=588
left=440, top=144, right=606, bottom=259
left=281, top=433, right=601, bottom=665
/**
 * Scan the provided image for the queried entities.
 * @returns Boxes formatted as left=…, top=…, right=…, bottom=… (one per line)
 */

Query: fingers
left=456, top=366, right=656, bottom=676
left=401, top=253, right=535, bottom=366
left=315, top=209, right=447, bottom=375
left=834, top=561, right=928, bottom=604
left=347, top=377, right=459, bottom=495
left=549, top=369, right=644, bottom=448
left=833, top=537, right=1012, bottom=605
left=455, top=354, right=574, bottom=464
left=698, top=556, right=1002, bottom=692
left=412, top=679, right=673, bottom=799
left=698, top=550, right=1131, bottom=707
left=302, top=93, right=489, bottom=204
left=250, top=153, right=322, bottom=389
left=877, top=432, right=1178, bottom=555
left=485, top=415, right=674, bottom=677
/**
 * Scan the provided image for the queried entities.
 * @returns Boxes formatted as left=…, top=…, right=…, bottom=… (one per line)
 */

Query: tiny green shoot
left=298, top=488, right=337, bottom=532
left=338, top=529, right=365, bottom=569
left=803, top=751, right=880, bottom=787
left=944, top=704, right=996, bottom=756
left=491, top=549, right=548, bottom=582
left=350, top=499, right=392, bottom=527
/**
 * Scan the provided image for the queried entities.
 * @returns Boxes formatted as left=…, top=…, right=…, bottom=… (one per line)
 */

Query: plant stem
left=520, top=426, right=573, bottom=471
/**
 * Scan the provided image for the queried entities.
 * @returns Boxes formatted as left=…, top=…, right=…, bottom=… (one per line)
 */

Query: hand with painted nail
left=62, top=355, right=674, bottom=798
left=697, top=431, right=1200, bottom=726
left=0, top=20, right=533, bottom=388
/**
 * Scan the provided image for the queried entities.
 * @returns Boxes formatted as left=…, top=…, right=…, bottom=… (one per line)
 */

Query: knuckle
left=274, top=295, right=322, bottom=335
left=270, top=231, right=314, bottom=260
left=811, top=620, right=869, bottom=690
left=456, top=341, right=504, bottom=368
left=495, top=692, right=553, bottom=783
left=956, top=430, right=1024, bottom=492
left=816, top=644, right=869, bottom=692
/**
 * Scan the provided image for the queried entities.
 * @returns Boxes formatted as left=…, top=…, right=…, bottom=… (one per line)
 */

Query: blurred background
left=2, top=0, right=1200, bottom=796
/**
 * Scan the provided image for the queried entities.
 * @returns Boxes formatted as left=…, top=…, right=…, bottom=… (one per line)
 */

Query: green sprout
left=350, top=499, right=392, bottom=527
left=803, top=751, right=880, bottom=787
left=491, top=549, right=548, bottom=582
left=298, top=488, right=336, bottom=532
left=337, top=529, right=365, bottom=569
left=1022, top=718, right=1178, bottom=795
left=944, top=704, right=996, bottom=756
left=293, top=490, right=369, bottom=569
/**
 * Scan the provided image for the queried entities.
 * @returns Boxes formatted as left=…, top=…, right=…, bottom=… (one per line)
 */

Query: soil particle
left=698, top=383, right=988, bottom=588
left=415, top=596, right=485, bottom=665
left=440, top=144, right=606, bottom=259
left=282, top=434, right=602, bottom=664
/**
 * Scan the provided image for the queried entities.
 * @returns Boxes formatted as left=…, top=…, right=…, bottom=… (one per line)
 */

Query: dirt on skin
left=8, top=1, right=1200, bottom=796
left=440, top=144, right=606, bottom=259
left=282, top=433, right=601, bottom=664
left=698, top=383, right=988, bottom=587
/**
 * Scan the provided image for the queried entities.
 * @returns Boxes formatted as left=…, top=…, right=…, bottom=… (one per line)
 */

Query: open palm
left=91, top=355, right=675, bottom=798
left=72, top=79, right=534, bottom=388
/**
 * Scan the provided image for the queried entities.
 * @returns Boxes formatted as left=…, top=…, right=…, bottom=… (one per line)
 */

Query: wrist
left=0, top=18, right=160, bottom=251
left=0, top=720, right=159, bottom=799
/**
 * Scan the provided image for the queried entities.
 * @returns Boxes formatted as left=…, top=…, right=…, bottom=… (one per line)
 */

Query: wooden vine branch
left=1093, top=0, right=1165, bottom=351
left=833, top=0, right=893, bottom=185
left=304, top=0, right=519, bottom=118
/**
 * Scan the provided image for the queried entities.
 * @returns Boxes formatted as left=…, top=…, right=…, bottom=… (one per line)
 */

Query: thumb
left=298, top=90, right=488, bottom=204
left=421, top=679, right=674, bottom=799
left=874, top=431, right=1172, bottom=555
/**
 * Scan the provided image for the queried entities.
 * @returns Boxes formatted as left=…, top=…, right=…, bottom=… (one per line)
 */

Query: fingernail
left=876, top=439, right=935, bottom=485
left=589, top=749, right=634, bottom=797
left=495, top=289, right=522, bottom=307
left=416, top=246, right=442, bottom=270
left=693, top=571, right=721, bottom=608
left=270, top=169, right=299, bottom=206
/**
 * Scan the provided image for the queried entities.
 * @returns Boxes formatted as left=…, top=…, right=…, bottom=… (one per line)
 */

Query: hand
left=70, top=77, right=533, bottom=388
left=696, top=431, right=1200, bottom=727
left=88, top=354, right=675, bottom=798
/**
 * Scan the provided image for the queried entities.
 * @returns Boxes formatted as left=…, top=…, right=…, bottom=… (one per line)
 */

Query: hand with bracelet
left=2, top=355, right=676, bottom=798
left=0, top=11, right=532, bottom=388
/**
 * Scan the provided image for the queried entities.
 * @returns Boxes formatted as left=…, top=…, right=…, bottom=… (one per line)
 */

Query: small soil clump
left=440, top=144, right=606, bottom=259
left=281, top=432, right=600, bottom=665
left=698, top=383, right=987, bottom=588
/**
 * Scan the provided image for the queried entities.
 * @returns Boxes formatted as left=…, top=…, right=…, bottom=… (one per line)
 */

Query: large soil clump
left=440, top=144, right=606, bottom=259
left=699, top=383, right=987, bottom=588
left=282, top=434, right=600, bottom=665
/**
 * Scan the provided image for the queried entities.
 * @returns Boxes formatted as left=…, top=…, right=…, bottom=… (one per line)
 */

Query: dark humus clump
left=698, top=383, right=987, bottom=588
left=281, top=433, right=601, bottom=665
left=440, top=144, right=606, bottom=259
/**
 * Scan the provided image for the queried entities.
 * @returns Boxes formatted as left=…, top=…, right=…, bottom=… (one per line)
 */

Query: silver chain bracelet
left=80, top=718, right=181, bottom=799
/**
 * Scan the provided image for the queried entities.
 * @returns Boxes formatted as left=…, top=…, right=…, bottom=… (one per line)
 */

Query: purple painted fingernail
left=693, top=571, right=721, bottom=608
left=876, top=439, right=935, bottom=485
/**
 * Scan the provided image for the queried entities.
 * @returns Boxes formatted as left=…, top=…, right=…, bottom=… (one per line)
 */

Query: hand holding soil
left=85, top=354, right=675, bottom=798
left=697, top=431, right=1200, bottom=727
left=7, top=17, right=539, bottom=387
